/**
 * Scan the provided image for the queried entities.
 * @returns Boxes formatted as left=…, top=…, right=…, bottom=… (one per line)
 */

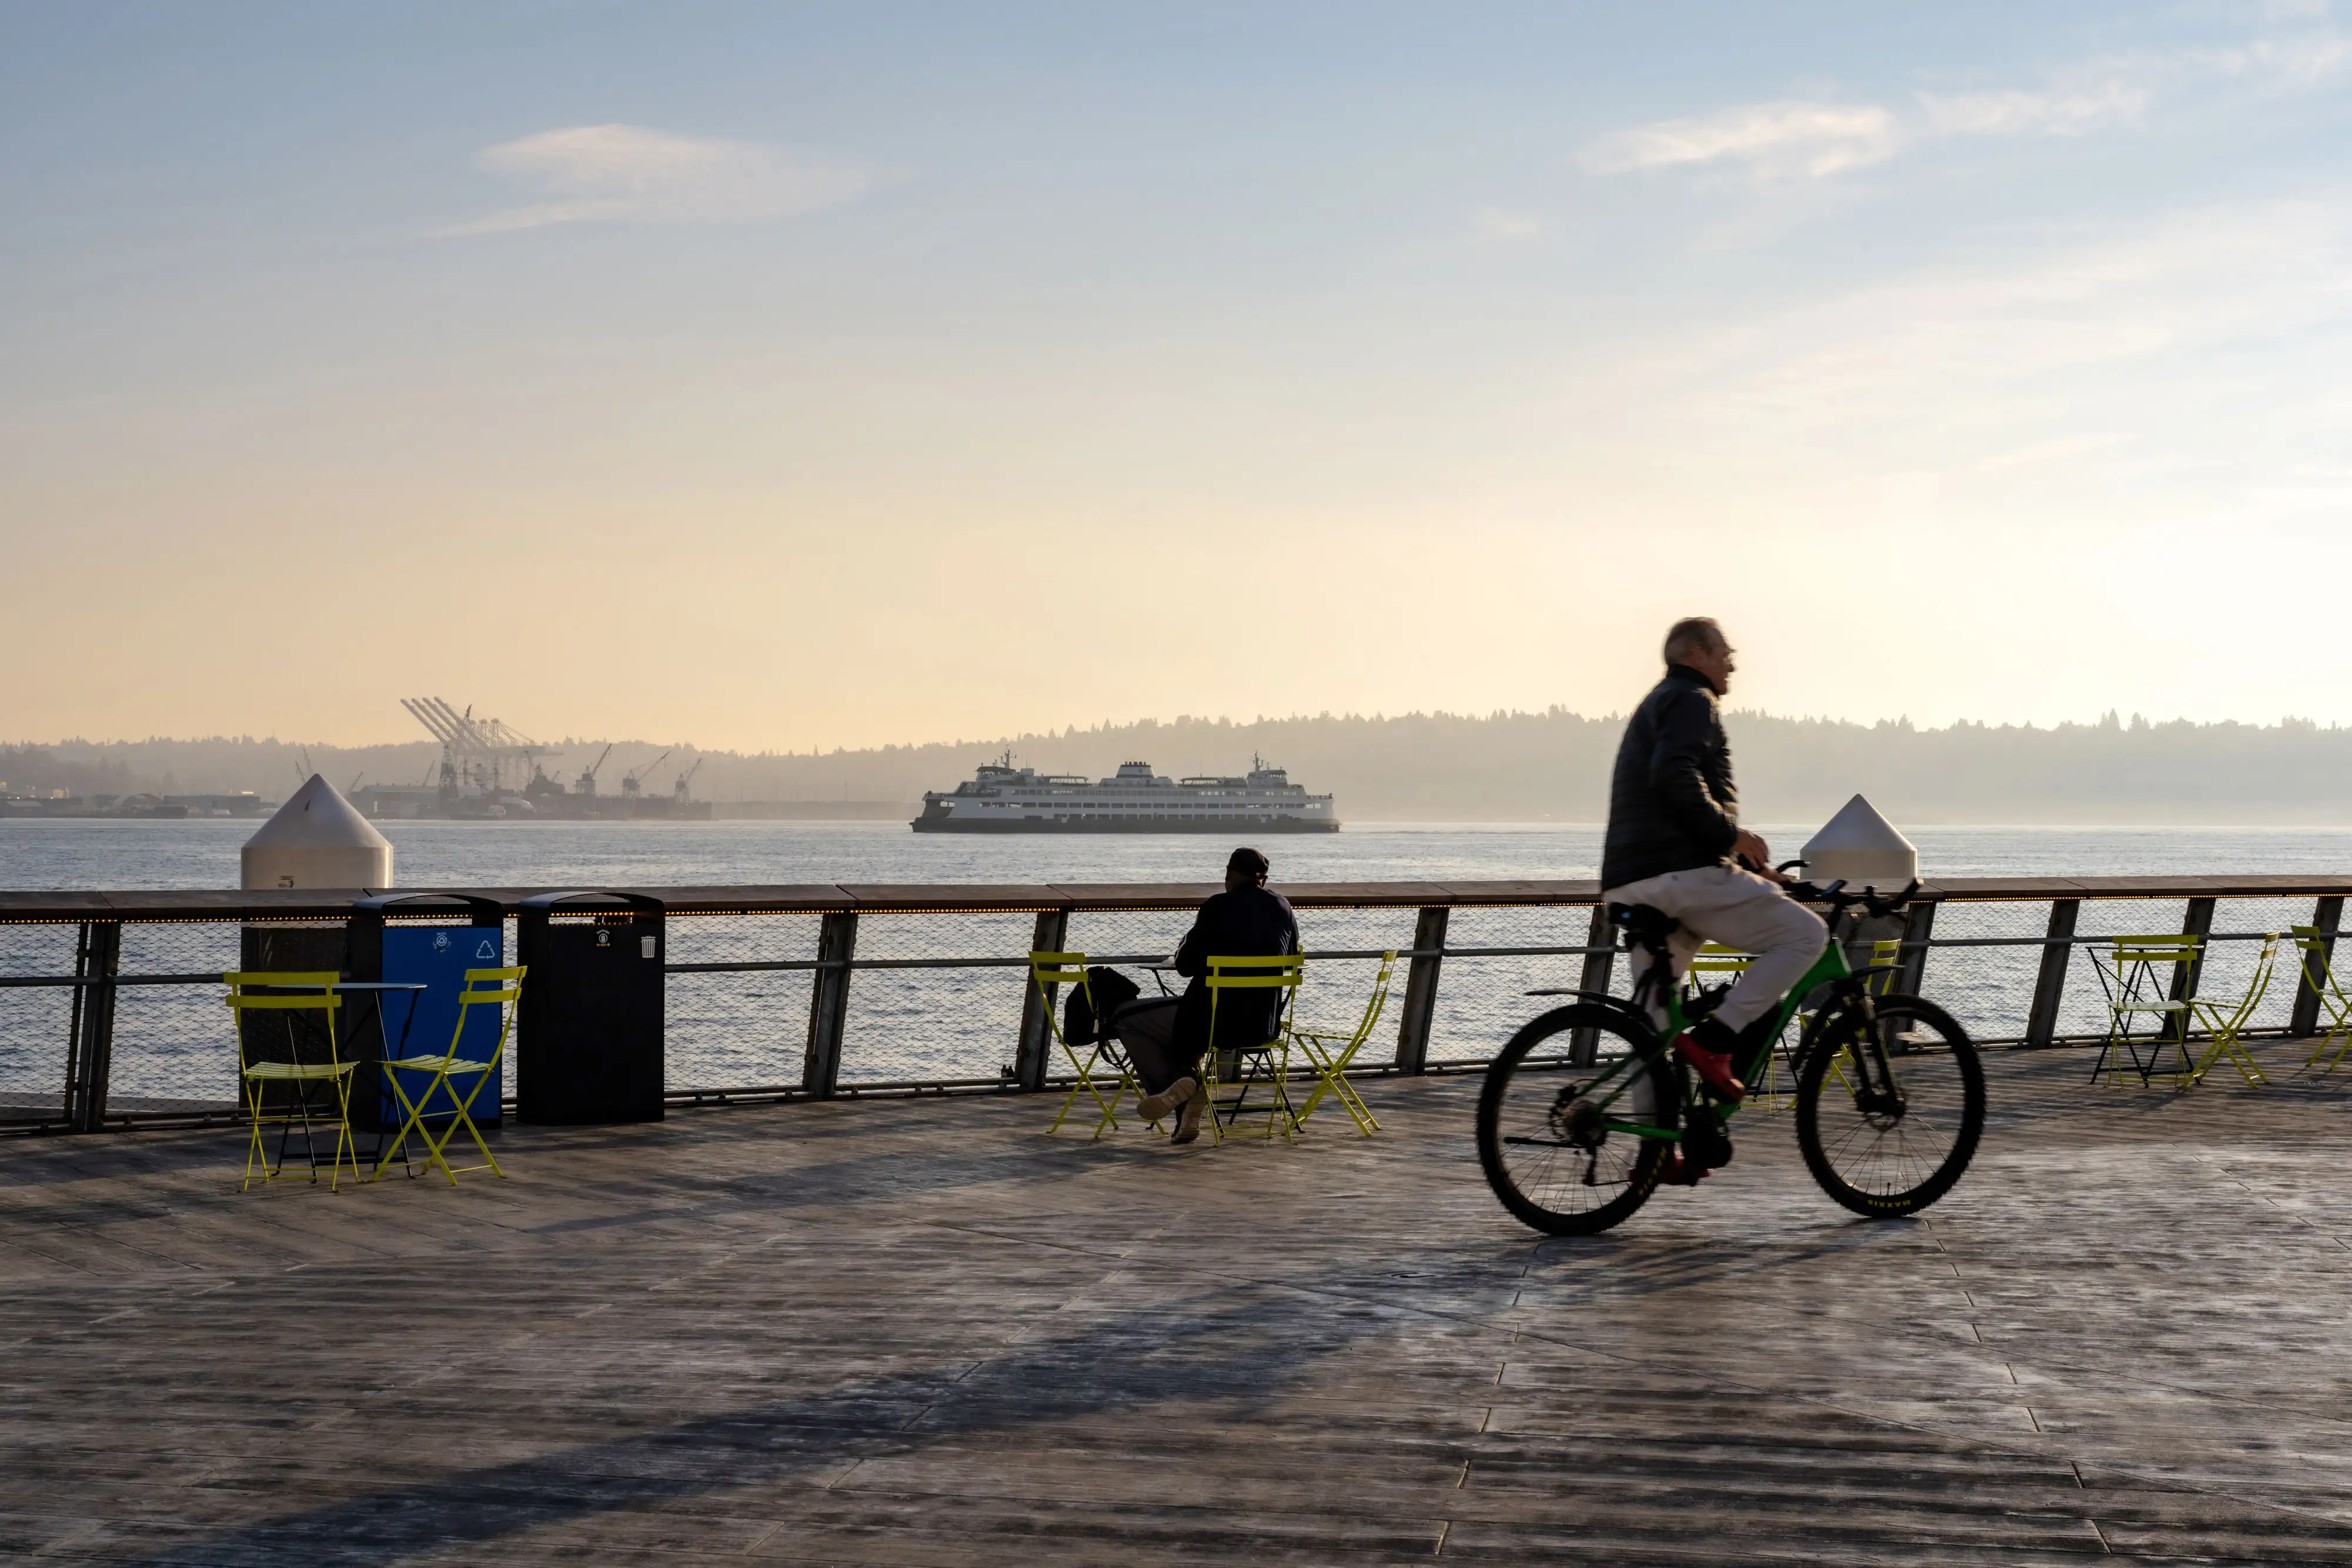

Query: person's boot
left=1171, top=1092, right=1207, bottom=1145
left=1135, top=1076, right=1196, bottom=1122
left=1671, top=1017, right=1747, bottom=1101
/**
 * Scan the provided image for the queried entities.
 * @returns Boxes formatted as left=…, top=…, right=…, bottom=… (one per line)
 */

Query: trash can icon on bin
left=516, top=891, right=664, bottom=1124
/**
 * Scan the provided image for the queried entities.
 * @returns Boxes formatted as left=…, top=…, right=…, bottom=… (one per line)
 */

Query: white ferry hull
left=911, top=756, right=1339, bottom=834
left=911, top=808, right=1341, bottom=834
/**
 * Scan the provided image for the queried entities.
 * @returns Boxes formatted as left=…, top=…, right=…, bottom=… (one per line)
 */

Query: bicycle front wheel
left=1478, top=1005, right=1680, bottom=1236
left=1796, top=994, right=1984, bottom=1218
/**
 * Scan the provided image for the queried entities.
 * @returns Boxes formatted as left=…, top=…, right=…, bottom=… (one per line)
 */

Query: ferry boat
left=911, top=755, right=1341, bottom=834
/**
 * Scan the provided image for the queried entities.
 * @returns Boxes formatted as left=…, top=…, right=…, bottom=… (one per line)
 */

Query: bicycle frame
left=1548, top=925, right=1902, bottom=1146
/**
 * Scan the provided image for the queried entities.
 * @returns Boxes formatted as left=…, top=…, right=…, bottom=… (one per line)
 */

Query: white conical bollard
left=242, top=775, right=393, bottom=890
left=1800, top=794, right=1916, bottom=888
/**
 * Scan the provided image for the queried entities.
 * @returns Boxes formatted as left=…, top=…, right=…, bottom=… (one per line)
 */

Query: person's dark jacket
left=1600, top=664, right=1740, bottom=890
left=1172, top=884, right=1300, bottom=1054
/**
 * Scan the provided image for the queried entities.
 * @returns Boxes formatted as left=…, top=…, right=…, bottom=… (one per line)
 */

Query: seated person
left=1116, top=846, right=1299, bottom=1145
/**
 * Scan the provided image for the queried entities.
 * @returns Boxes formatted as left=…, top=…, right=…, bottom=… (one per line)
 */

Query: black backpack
left=1062, top=965, right=1142, bottom=1046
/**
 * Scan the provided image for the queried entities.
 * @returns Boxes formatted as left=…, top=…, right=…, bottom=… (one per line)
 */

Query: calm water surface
left=5, top=819, right=2351, bottom=890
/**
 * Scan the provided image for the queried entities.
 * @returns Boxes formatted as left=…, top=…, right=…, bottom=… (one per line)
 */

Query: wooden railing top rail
left=3, top=873, right=2352, bottom=923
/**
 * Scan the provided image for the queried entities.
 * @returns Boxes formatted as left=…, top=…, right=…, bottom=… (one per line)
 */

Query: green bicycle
left=1478, top=878, right=1985, bottom=1235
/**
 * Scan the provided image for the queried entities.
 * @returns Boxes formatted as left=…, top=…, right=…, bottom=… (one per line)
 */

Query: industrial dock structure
left=355, top=698, right=712, bottom=820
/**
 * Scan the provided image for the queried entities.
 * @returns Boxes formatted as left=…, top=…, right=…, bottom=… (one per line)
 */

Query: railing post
left=66, top=920, right=121, bottom=1132
left=803, top=911, right=857, bottom=1099
left=1569, top=904, right=1616, bottom=1066
left=1013, top=908, right=1068, bottom=1091
left=1895, top=898, right=1936, bottom=996
left=1392, top=906, right=1449, bottom=1073
left=2169, top=897, right=2217, bottom=1048
left=2024, top=899, right=2079, bottom=1048
left=2290, top=895, right=2343, bottom=1040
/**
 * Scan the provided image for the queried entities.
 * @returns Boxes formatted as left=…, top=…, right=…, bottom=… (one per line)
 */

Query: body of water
left=5, top=818, right=2352, bottom=891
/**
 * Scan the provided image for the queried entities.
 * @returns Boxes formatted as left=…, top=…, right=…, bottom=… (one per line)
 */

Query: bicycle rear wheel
left=1478, top=1005, right=1680, bottom=1236
left=1796, top=995, right=1984, bottom=1218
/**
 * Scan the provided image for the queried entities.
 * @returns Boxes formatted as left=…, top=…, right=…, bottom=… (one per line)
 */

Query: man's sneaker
left=1136, top=1076, right=1197, bottom=1122
left=1672, top=1019, right=1747, bottom=1101
left=1172, top=1092, right=1207, bottom=1145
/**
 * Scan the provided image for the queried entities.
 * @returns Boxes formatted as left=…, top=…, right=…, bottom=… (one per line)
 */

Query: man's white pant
left=1602, top=864, right=1828, bottom=1033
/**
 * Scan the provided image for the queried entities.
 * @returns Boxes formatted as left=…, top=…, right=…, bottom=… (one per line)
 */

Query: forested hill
left=14, top=709, right=2352, bottom=824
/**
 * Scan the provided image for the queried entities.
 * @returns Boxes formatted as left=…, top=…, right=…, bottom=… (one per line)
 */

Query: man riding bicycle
left=1602, top=618, right=1827, bottom=1138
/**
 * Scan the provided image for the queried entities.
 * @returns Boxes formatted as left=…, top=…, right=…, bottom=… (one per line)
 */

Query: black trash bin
left=516, top=891, right=664, bottom=1124
left=346, top=893, right=508, bottom=1134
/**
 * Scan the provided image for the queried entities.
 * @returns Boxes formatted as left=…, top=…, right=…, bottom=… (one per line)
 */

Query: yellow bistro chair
left=2291, top=927, right=2352, bottom=1072
left=1031, top=951, right=1154, bottom=1138
left=1203, top=952, right=1305, bottom=1145
left=370, top=967, right=523, bottom=1185
left=2184, top=935, right=2278, bottom=1088
left=1289, top=951, right=1395, bottom=1135
left=2091, top=934, right=2201, bottom=1088
left=226, top=971, right=358, bottom=1193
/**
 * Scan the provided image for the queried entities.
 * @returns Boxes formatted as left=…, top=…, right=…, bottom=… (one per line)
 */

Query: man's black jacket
left=1600, top=663, right=1741, bottom=890
left=1172, top=884, right=1300, bottom=1053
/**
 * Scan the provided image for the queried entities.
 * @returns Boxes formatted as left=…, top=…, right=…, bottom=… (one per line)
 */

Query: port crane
left=620, top=749, right=672, bottom=800
left=401, top=697, right=553, bottom=798
left=673, top=758, right=704, bottom=803
left=574, top=743, right=615, bottom=797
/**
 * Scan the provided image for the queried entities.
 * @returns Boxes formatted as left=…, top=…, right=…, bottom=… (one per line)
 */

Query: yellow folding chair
left=226, top=971, right=358, bottom=1192
left=1031, top=951, right=1154, bottom=1138
left=2091, top=934, right=2200, bottom=1088
left=1290, top=951, right=1395, bottom=1135
left=1203, top=951, right=1304, bottom=1145
left=2291, top=927, right=2352, bottom=1072
left=369, top=966, right=522, bottom=1185
left=2184, top=935, right=2277, bottom=1088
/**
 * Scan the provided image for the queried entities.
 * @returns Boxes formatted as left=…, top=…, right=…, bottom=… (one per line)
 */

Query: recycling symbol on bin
left=475, top=938, right=496, bottom=959
left=432, top=931, right=451, bottom=953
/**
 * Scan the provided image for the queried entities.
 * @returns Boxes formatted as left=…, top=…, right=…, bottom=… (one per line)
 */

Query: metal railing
left=1, top=876, right=2345, bottom=1132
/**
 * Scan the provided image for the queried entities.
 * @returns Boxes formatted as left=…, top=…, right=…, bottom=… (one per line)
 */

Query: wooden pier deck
left=5, top=1045, right=2352, bottom=1564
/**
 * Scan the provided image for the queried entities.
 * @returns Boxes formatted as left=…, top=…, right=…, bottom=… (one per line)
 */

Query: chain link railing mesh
left=0, top=922, right=77, bottom=1120
left=667, top=913, right=818, bottom=1094
left=839, top=912, right=1038, bottom=1086
left=1429, top=905, right=1604, bottom=1064
left=1923, top=898, right=2069, bottom=1042
left=111, top=922, right=243, bottom=1112
left=4, top=891, right=2348, bottom=1127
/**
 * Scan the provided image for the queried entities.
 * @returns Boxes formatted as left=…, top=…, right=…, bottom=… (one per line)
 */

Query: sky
left=5, top=2, right=2352, bottom=753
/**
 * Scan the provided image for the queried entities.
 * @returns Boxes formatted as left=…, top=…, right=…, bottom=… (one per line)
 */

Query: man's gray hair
left=1662, top=617, right=1725, bottom=665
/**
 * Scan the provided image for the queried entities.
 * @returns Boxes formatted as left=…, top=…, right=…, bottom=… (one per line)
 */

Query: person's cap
left=1227, top=847, right=1269, bottom=877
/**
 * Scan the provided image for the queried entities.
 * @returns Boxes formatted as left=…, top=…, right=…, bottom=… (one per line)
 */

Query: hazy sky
left=7, top=2, right=2352, bottom=751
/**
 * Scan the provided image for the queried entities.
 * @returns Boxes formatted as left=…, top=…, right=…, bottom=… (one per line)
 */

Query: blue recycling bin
left=346, top=893, right=509, bottom=1134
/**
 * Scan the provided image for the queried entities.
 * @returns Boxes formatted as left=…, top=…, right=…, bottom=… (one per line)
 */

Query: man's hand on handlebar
left=1732, top=830, right=1790, bottom=883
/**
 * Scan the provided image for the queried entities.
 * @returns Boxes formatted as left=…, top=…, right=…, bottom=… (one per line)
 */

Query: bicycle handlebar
left=1782, top=877, right=1922, bottom=920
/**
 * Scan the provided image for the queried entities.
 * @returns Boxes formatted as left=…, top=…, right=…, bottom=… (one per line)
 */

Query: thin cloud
left=435, top=124, right=886, bottom=236
left=1594, top=26, right=2352, bottom=182
left=1918, top=78, right=2152, bottom=137
left=1586, top=100, right=1899, bottom=180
